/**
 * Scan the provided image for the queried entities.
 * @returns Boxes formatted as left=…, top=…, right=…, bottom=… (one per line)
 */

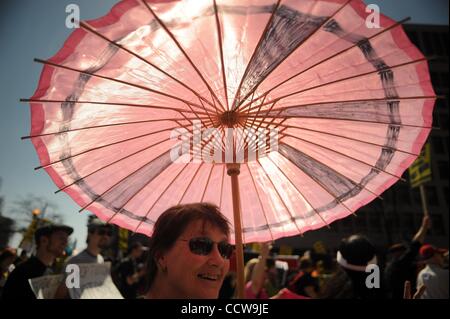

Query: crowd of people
left=232, top=215, right=448, bottom=299
left=0, top=203, right=448, bottom=299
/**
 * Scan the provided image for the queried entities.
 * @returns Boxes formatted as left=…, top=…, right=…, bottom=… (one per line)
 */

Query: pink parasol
left=23, top=0, right=435, bottom=298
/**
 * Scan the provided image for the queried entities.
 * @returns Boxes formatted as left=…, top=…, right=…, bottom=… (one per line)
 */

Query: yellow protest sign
left=409, top=143, right=432, bottom=188
left=279, top=245, right=293, bottom=255
left=118, top=228, right=129, bottom=253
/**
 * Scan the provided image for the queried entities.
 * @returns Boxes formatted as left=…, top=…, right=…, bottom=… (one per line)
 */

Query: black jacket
left=2, top=256, right=51, bottom=300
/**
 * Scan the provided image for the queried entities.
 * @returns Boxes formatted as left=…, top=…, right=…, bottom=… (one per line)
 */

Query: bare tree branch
left=6, top=194, right=63, bottom=228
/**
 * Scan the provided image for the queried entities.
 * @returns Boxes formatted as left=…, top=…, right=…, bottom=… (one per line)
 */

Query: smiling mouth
left=197, top=274, right=220, bottom=281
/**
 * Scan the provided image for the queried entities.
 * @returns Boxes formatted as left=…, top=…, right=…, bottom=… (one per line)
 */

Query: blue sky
left=0, top=0, right=448, bottom=250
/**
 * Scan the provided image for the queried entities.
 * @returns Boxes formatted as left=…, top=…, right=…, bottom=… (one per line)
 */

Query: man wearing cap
left=1, top=224, right=73, bottom=299
left=54, top=217, right=113, bottom=298
left=416, top=244, right=449, bottom=299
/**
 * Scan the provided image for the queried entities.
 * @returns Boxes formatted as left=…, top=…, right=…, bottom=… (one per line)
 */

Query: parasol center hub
left=219, top=110, right=239, bottom=127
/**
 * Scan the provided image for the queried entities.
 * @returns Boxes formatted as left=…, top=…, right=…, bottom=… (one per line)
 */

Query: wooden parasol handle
left=227, top=163, right=245, bottom=299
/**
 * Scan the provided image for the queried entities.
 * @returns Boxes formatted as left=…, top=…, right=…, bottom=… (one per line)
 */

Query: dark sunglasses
left=97, top=229, right=113, bottom=236
left=180, top=237, right=234, bottom=259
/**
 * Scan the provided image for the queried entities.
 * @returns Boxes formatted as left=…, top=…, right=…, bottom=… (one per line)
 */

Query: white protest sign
left=68, top=262, right=123, bottom=299
left=29, top=274, right=64, bottom=299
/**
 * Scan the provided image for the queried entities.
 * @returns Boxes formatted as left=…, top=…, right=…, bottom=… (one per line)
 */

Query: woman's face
left=159, top=220, right=230, bottom=299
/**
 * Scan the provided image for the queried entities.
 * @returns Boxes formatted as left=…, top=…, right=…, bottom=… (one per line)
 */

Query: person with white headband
left=320, top=235, right=383, bottom=299
left=337, top=235, right=383, bottom=299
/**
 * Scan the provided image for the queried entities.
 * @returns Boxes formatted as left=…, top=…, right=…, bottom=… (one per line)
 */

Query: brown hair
left=145, top=203, right=230, bottom=291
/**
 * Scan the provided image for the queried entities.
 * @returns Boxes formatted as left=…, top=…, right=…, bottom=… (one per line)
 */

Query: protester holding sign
left=54, top=217, right=113, bottom=299
left=384, top=215, right=431, bottom=299
left=1, top=224, right=73, bottom=299
left=68, top=262, right=123, bottom=299
left=29, top=274, right=64, bottom=299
